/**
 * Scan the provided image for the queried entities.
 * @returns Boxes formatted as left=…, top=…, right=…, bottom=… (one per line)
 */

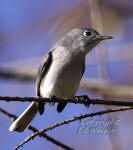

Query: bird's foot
left=49, top=96, right=56, bottom=106
left=73, top=95, right=90, bottom=107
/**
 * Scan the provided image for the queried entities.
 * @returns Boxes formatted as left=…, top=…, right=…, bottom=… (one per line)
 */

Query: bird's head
left=59, top=27, right=113, bottom=55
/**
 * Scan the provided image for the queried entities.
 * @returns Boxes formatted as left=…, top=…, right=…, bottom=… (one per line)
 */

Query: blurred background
left=0, top=0, right=133, bottom=149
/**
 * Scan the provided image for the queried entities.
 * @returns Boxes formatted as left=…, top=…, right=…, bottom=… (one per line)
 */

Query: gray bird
left=9, top=27, right=112, bottom=132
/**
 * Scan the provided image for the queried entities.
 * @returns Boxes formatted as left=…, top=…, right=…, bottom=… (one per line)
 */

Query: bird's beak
left=99, top=35, right=113, bottom=40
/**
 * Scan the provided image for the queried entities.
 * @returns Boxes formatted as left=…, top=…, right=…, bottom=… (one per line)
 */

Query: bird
left=9, top=27, right=113, bottom=132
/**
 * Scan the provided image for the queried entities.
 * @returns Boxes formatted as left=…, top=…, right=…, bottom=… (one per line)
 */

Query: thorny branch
left=1, top=95, right=133, bottom=107
left=0, top=108, right=74, bottom=150
left=14, top=107, right=133, bottom=150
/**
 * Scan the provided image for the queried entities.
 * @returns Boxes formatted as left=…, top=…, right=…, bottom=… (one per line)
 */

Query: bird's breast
left=40, top=53, right=84, bottom=98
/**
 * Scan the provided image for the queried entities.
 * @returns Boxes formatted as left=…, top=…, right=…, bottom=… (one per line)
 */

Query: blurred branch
left=1, top=95, right=133, bottom=107
left=0, top=108, right=73, bottom=150
left=0, top=68, right=35, bottom=82
left=14, top=107, right=133, bottom=150
left=88, top=0, right=110, bottom=86
left=88, top=1, right=119, bottom=150
left=1, top=67, right=133, bottom=100
left=80, top=80, right=133, bottom=100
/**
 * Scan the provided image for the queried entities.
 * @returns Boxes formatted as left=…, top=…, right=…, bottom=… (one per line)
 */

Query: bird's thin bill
left=99, top=35, right=113, bottom=40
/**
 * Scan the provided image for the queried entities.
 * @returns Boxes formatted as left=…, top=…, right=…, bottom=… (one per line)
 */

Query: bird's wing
left=36, top=51, right=53, bottom=114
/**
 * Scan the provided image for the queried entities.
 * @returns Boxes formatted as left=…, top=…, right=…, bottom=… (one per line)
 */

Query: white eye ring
left=83, top=31, right=91, bottom=37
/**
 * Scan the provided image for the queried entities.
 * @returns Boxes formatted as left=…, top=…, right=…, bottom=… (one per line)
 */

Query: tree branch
left=14, top=107, right=133, bottom=150
left=0, top=108, right=74, bottom=150
left=1, top=95, right=133, bottom=107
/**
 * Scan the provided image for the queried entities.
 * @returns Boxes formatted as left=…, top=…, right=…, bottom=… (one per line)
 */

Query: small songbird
left=9, top=27, right=113, bottom=132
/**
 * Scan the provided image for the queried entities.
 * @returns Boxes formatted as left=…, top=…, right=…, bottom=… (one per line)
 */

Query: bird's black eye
left=83, top=31, right=91, bottom=37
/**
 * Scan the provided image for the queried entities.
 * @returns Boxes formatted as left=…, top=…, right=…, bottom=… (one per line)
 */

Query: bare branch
left=1, top=95, right=133, bottom=107
left=0, top=108, right=73, bottom=150
left=14, top=107, right=133, bottom=150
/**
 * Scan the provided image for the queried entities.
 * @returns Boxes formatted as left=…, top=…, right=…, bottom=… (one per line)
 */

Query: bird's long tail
left=9, top=102, right=38, bottom=132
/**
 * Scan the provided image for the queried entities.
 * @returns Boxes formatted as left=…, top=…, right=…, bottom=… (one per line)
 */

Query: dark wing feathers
left=36, top=51, right=53, bottom=114
left=82, top=62, right=85, bottom=77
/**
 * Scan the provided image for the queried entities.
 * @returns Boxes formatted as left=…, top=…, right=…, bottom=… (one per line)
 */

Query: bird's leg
left=49, top=96, right=56, bottom=106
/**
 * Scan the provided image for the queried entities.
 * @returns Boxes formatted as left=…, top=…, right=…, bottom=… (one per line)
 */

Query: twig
left=0, top=108, right=74, bottom=150
left=1, top=95, right=133, bottom=107
left=14, top=107, right=133, bottom=150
